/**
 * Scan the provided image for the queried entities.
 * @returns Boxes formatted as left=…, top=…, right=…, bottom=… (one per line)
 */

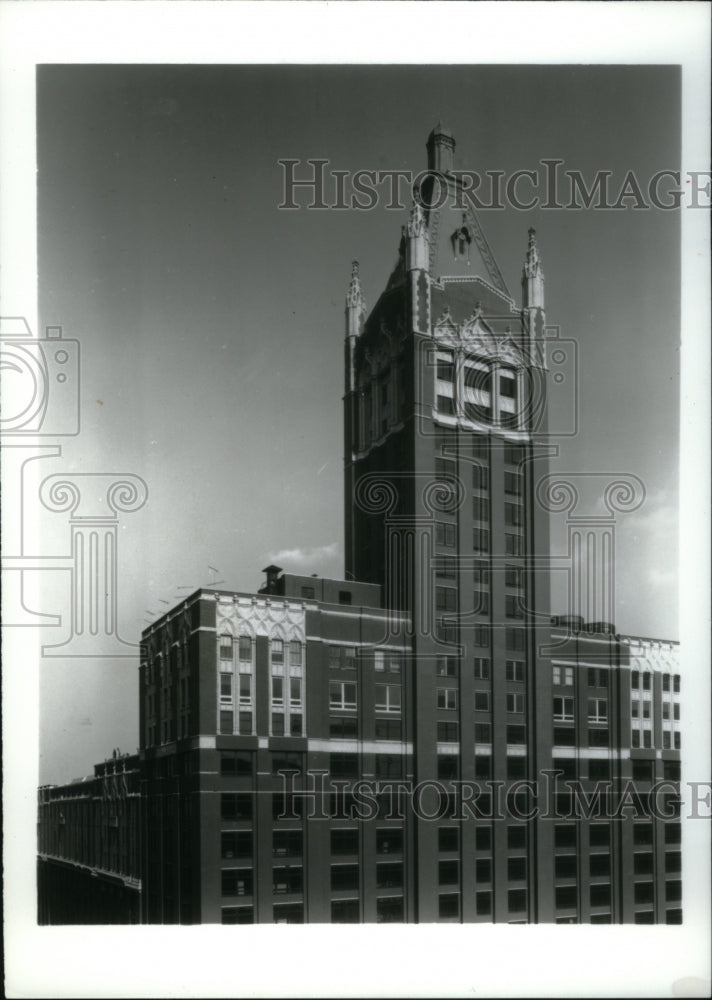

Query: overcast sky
left=36, top=64, right=680, bottom=784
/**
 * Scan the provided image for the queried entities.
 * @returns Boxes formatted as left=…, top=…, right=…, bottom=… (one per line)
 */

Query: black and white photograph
left=2, top=2, right=710, bottom=997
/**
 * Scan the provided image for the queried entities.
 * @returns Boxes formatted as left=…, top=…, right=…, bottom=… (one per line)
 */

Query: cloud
left=266, top=542, right=341, bottom=571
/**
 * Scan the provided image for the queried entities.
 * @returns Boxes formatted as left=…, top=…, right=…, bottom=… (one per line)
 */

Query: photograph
left=2, top=2, right=710, bottom=997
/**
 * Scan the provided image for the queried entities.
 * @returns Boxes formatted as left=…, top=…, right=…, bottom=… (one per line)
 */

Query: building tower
left=344, top=125, right=556, bottom=921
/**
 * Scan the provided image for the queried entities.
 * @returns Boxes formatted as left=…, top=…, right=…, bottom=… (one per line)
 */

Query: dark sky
left=37, top=64, right=680, bottom=783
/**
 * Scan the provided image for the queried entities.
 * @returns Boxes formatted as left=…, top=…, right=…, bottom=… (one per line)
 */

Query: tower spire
left=522, top=227, right=545, bottom=310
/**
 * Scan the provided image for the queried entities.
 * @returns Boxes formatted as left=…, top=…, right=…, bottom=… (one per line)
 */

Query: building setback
left=37, top=126, right=681, bottom=924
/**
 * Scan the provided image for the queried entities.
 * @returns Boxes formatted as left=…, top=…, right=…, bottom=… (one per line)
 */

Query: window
left=221, top=751, right=252, bottom=776
left=666, top=881, right=682, bottom=903
left=271, top=751, right=302, bottom=776
left=271, top=639, right=284, bottom=664
left=673, top=674, right=680, bottom=693
left=674, top=732, right=681, bottom=749
left=504, top=472, right=523, bottom=496
left=222, top=906, right=253, bottom=924
left=632, top=759, right=654, bottom=783
left=631, top=730, right=641, bottom=748
left=505, top=533, right=522, bottom=556
left=504, top=444, right=524, bottom=465
left=438, top=756, right=458, bottom=780
left=376, top=897, right=404, bottom=923
left=473, top=528, right=490, bottom=553
left=273, top=866, right=303, bottom=895
left=438, top=860, right=459, bottom=886
left=375, top=754, right=403, bottom=779
left=221, top=793, right=252, bottom=822
left=665, top=852, right=682, bottom=874
left=476, top=891, right=492, bottom=916
left=330, top=681, right=357, bottom=712
left=219, top=710, right=234, bottom=735
left=631, top=670, right=640, bottom=687
left=507, top=693, right=524, bottom=714
left=222, top=869, right=253, bottom=897
left=467, top=824, right=488, bottom=852
left=553, top=665, right=574, bottom=686
left=330, top=753, right=359, bottom=778
left=435, top=620, right=457, bottom=644
left=439, top=828, right=459, bottom=853
left=437, top=556, right=457, bottom=579
left=475, top=756, right=492, bottom=780
left=633, top=823, right=653, bottom=846
left=438, top=721, right=459, bottom=743
left=331, top=865, right=359, bottom=891
left=588, top=698, right=608, bottom=723
left=475, top=723, right=491, bottom=743
left=437, top=687, right=458, bottom=710
left=590, top=854, right=610, bottom=877
left=665, top=823, right=682, bottom=845
left=472, top=496, right=490, bottom=522
left=438, top=893, right=460, bottom=919
left=590, top=884, right=611, bottom=908
left=508, top=857, right=526, bottom=881
left=474, top=691, right=490, bottom=712
left=506, top=628, right=526, bottom=652
left=271, top=676, right=284, bottom=707
left=222, top=832, right=252, bottom=860
left=437, top=656, right=457, bottom=677
left=555, top=854, right=577, bottom=879
left=590, top=728, right=609, bottom=748
left=642, top=701, right=651, bottom=719
left=436, top=521, right=456, bottom=547
left=505, top=565, right=523, bottom=588
left=376, top=684, right=401, bottom=714
left=472, top=465, right=489, bottom=491
left=643, top=731, right=652, bottom=749
left=589, top=759, right=610, bottom=781
left=473, top=626, right=490, bottom=647
left=506, top=660, right=524, bottom=682
left=476, top=858, right=492, bottom=882
left=662, top=674, right=670, bottom=691
left=436, top=587, right=457, bottom=612
left=553, top=697, right=574, bottom=721
left=330, top=716, right=357, bottom=739
left=220, top=673, right=233, bottom=699
left=505, top=595, right=524, bottom=619
left=508, top=889, right=527, bottom=913
left=219, top=634, right=233, bottom=659
left=590, top=825, right=610, bottom=848
left=474, top=658, right=491, bottom=679
left=273, top=830, right=302, bottom=857
left=673, top=703, right=680, bottom=721
left=634, top=853, right=654, bottom=876
left=376, top=828, right=403, bottom=854
left=555, top=885, right=577, bottom=909
left=301, top=586, right=315, bottom=599
left=331, top=899, right=359, bottom=923
left=377, top=862, right=403, bottom=889
left=642, top=673, right=651, bottom=690
left=338, top=590, right=352, bottom=605
left=238, top=673, right=252, bottom=707
left=506, top=725, right=526, bottom=745
left=375, top=719, right=402, bottom=741
left=330, top=829, right=359, bottom=855
left=632, top=700, right=640, bottom=719
left=554, top=825, right=577, bottom=848
left=507, top=756, right=527, bottom=779
left=507, top=826, right=527, bottom=850
left=664, top=761, right=681, bottom=781
left=437, top=355, right=454, bottom=382
left=504, top=502, right=523, bottom=526
left=554, top=757, right=577, bottom=780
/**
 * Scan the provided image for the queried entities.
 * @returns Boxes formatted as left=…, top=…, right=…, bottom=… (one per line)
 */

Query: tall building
left=37, top=126, right=681, bottom=925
